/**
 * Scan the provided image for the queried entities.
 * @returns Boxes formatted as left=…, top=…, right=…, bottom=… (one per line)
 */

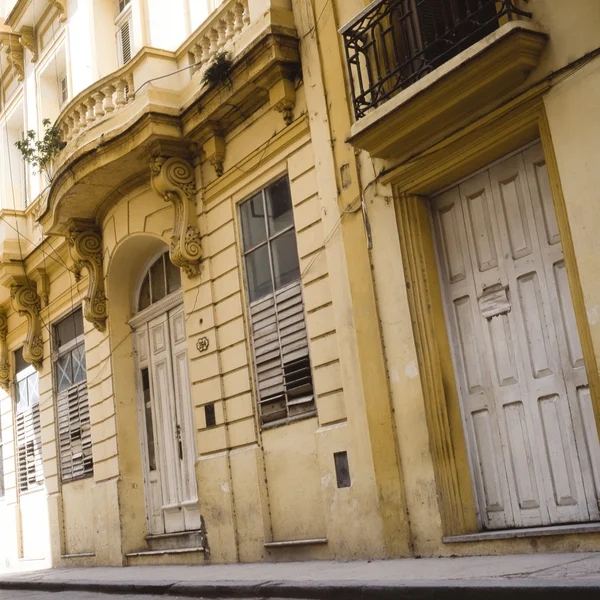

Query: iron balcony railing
left=340, top=0, right=532, bottom=120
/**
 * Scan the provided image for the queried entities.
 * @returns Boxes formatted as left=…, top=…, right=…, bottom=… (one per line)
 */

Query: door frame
left=129, top=290, right=192, bottom=535
left=384, top=93, right=600, bottom=537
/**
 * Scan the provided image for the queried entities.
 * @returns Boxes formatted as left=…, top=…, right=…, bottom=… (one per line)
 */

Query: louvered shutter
left=117, top=19, right=132, bottom=66
left=16, top=405, right=43, bottom=492
left=58, top=382, right=93, bottom=482
left=251, top=282, right=315, bottom=426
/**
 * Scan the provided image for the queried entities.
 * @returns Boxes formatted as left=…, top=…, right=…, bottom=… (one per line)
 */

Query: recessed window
left=240, top=176, right=315, bottom=428
left=14, top=347, right=43, bottom=492
left=137, top=252, right=182, bottom=312
left=54, top=308, right=93, bottom=483
left=116, top=0, right=133, bottom=66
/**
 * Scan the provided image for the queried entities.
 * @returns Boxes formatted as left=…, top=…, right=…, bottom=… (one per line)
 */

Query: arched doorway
left=129, top=250, right=201, bottom=535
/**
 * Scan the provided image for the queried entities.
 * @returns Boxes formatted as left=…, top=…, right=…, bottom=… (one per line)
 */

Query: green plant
left=15, top=118, right=66, bottom=183
left=202, top=51, right=233, bottom=89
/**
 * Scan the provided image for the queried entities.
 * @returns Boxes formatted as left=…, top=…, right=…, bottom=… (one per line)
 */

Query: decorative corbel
left=269, top=79, right=296, bottom=126
left=48, top=0, right=67, bottom=22
left=18, top=27, right=37, bottom=63
left=32, top=268, right=50, bottom=307
left=203, top=133, right=226, bottom=178
left=5, top=44, right=24, bottom=82
left=67, top=219, right=107, bottom=332
left=10, top=280, right=43, bottom=370
left=150, top=156, right=202, bottom=278
left=0, top=312, right=9, bottom=392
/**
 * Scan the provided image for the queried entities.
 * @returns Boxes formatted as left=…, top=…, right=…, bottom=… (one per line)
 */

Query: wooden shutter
left=117, top=19, right=132, bottom=66
left=250, top=282, right=315, bottom=426
left=16, top=406, right=43, bottom=492
left=58, top=382, right=93, bottom=482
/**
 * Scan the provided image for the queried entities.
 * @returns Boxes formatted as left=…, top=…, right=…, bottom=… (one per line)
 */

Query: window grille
left=240, top=176, right=316, bottom=427
left=54, top=308, right=93, bottom=482
left=15, top=348, right=43, bottom=493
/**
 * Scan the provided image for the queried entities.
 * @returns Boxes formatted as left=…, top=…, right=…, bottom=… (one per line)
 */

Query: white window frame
left=14, top=350, right=43, bottom=493
left=115, top=3, right=134, bottom=67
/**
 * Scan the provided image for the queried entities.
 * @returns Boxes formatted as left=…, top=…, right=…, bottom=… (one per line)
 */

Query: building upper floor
left=0, top=0, right=294, bottom=223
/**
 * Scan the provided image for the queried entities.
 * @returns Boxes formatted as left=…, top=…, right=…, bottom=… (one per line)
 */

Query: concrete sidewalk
left=0, top=553, right=599, bottom=598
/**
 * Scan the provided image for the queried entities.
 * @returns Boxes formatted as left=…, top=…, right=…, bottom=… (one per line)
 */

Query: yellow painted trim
left=395, top=193, right=477, bottom=536
left=390, top=94, right=600, bottom=537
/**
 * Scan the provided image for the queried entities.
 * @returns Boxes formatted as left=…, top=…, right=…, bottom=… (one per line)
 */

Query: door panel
left=135, top=304, right=201, bottom=535
left=433, top=143, right=600, bottom=530
left=169, top=306, right=201, bottom=532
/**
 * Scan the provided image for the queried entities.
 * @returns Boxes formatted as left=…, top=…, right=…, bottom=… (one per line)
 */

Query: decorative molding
left=19, top=26, right=37, bottom=62
left=48, top=0, right=67, bottom=22
left=203, top=133, right=226, bottom=177
left=269, top=79, right=296, bottom=127
left=196, top=336, right=209, bottom=353
left=32, top=268, right=50, bottom=306
left=128, top=292, right=183, bottom=330
left=0, top=312, right=9, bottom=391
left=6, top=44, right=24, bottom=82
left=67, top=219, right=107, bottom=332
left=149, top=156, right=202, bottom=278
left=10, top=281, right=43, bottom=370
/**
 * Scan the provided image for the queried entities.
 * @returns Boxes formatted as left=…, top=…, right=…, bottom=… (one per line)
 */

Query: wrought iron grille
left=340, top=0, right=532, bottom=119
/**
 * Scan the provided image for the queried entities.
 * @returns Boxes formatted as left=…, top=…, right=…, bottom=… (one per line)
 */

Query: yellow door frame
left=383, top=87, right=600, bottom=536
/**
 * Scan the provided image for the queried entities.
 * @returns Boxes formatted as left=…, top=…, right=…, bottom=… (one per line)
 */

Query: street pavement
left=0, top=594, right=190, bottom=600
left=0, top=552, right=599, bottom=598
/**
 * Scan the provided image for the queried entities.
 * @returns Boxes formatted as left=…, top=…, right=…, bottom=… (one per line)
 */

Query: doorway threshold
left=444, top=522, right=600, bottom=543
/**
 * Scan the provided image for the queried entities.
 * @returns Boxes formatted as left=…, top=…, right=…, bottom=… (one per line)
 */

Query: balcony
left=340, top=0, right=548, bottom=159
left=39, top=0, right=300, bottom=234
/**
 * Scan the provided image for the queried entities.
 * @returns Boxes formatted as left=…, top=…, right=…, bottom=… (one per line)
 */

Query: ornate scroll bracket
left=10, top=280, right=43, bottom=370
left=48, top=0, right=67, bottom=22
left=19, top=27, right=37, bottom=63
left=269, top=79, right=296, bottom=126
left=150, top=155, right=202, bottom=278
left=0, top=312, right=9, bottom=391
left=67, top=219, right=107, bottom=332
left=5, top=44, right=24, bottom=82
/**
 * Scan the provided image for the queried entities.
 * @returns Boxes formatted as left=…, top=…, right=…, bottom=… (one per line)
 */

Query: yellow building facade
left=0, top=0, right=599, bottom=569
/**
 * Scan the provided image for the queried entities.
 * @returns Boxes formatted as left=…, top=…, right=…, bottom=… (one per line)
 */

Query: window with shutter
left=117, top=19, right=133, bottom=66
left=53, top=308, right=93, bottom=483
left=59, top=75, right=68, bottom=107
left=14, top=348, right=43, bottom=493
left=240, top=176, right=316, bottom=427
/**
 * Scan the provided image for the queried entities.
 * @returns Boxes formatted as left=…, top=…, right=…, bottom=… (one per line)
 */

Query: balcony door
left=432, top=143, right=600, bottom=530
left=131, top=252, right=201, bottom=535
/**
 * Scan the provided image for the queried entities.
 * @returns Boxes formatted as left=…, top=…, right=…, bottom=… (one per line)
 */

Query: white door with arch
left=432, top=142, right=600, bottom=530
left=130, top=250, right=201, bottom=535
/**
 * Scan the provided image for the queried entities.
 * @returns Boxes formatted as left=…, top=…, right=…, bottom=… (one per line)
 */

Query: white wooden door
left=135, top=305, right=201, bottom=535
left=432, top=143, right=600, bottom=530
